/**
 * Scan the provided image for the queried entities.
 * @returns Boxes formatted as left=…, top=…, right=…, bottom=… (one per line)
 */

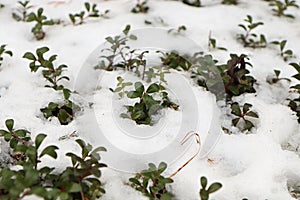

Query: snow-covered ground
left=1, top=0, right=300, bottom=199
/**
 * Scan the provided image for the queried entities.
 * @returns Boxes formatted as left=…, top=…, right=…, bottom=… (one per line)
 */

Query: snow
left=1, top=0, right=300, bottom=199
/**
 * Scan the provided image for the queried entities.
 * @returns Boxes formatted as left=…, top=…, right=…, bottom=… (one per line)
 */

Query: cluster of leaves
left=271, top=40, right=294, bottom=61
left=116, top=81, right=179, bottom=125
left=131, top=0, right=149, bottom=13
left=238, top=15, right=267, bottom=48
left=208, top=32, right=227, bottom=51
left=219, top=54, right=256, bottom=100
left=129, top=162, right=174, bottom=200
left=12, top=0, right=33, bottom=22
left=231, top=102, right=259, bottom=131
left=23, top=47, right=79, bottom=125
left=0, top=119, right=107, bottom=200
left=182, top=0, right=201, bottom=7
left=193, top=54, right=256, bottom=100
left=0, top=45, right=13, bottom=67
left=222, top=0, right=239, bottom=5
left=69, top=2, right=109, bottom=25
left=268, top=0, right=299, bottom=18
left=267, top=69, right=290, bottom=84
left=95, top=25, right=140, bottom=71
left=159, top=51, right=256, bottom=101
left=199, top=176, right=222, bottom=200
left=288, top=62, right=300, bottom=123
left=27, top=8, right=56, bottom=40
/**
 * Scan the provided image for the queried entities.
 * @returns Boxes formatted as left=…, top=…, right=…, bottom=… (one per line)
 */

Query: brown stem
left=169, top=132, right=201, bottom=178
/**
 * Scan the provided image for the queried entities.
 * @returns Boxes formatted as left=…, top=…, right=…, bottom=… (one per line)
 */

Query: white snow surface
left=0, top=0, right=300, bottom=199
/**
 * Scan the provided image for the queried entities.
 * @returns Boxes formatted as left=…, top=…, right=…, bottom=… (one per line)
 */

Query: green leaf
left=36, top=47, right=49, bottom=57
left=63, top=88, right=71, bottom=100
left=129, top=178, right=141, bottom=185
left=23, top=52, right=36, bottom=60
left=132, top=110, right=145, bottom=120
left=85, top=2, right=90, bottom=11
left=200, top=176, right=207, bottom=189
left=146, top=83, right=160, bottom=93
left=35, top=133, right=47, bottom=149
left=290, top=63, right=300, bottom=73
left=207, top=182, right=222, bottom=193
left=14, top=129, right=28, bottom=137
left=68, top=183, right=82, bottom=193
left=242, top=103, right=252, bottom=113
left=231, top=103, right=241, bottom=116
left=127, top=91, right=142, bottom=99
left=9, top=138, right=18, bottom=148
left=5, top=119, right=14, bottom=131
left=274, top=69, right=280, bottom=77
left=0, top=130, right=8, bottom=136
left=245, top=111, right=258, bottom=118
left=123, top=24, right=131, bottom=35
left=280, top=40, right=287, bottom=51
left=134, top=82, right=144, bottom=94
left=129, top=34, right=137, bottom=40
left=40, top=145, right=59, bottom=159
left=158, top=162, right=167, bottom=174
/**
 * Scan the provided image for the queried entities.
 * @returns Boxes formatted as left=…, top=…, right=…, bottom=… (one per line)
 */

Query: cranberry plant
left=95, top=25, right=139, bottom=71
left=129, top=162, right=174, bottom=200
left=117, top=81, right=179, bottom=125
left=23, top=47, right=79, bottom=125
left=271, top=40, right=294, bottom=61
left=27, top=8, right=56, bottom=40
left=0, top=119, right=107, bottom=200
left=267, top=69, right=290, bottom=84
left=199, top=176, right=222, bottom=200
left=238, top=15, right=267, bottom=48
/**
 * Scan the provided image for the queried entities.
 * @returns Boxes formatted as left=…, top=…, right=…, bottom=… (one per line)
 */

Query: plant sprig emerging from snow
left=0, top=119, right=107, bottom=200
left=23, top=47, right=79, bottom=125
left=69, top=2, right=109, bottom=25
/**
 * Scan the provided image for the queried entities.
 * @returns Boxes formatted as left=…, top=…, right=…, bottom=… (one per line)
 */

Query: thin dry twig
left=169, top=131, right=201, bottom=178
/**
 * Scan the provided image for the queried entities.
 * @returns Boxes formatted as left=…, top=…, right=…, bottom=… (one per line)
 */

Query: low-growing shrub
left=129, top=162, right=174, bottom=200
left=113, top=80, right=179, bottom=125
left=0, top=119, right=107, bottom=200
left=27, top=8, right=56, bottom=40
